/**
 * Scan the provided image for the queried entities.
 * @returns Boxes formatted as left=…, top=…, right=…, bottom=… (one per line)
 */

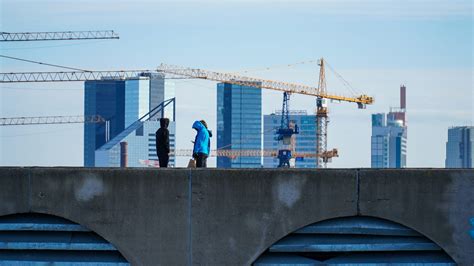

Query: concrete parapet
left=0, top=168, right=472, bottom=265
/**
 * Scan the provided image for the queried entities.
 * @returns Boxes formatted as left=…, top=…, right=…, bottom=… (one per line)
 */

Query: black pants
left=158, top=153, right=169, bottom=168
left=196, top=153, right=208, bottom=168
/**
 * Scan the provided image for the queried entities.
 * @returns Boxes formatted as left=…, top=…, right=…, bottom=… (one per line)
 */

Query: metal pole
left=120, top=142, right=128, bottom=167
left=173, top=98, right=176, bottom=122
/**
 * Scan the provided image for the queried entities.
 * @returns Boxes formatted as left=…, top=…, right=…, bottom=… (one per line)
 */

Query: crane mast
left=316, top=59, right=330, bottom=168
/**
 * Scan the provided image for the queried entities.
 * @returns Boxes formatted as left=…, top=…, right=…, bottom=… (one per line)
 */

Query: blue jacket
left=192, top=121, right=211, bottom=155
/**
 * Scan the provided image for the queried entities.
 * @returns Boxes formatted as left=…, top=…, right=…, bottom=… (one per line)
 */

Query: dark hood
left=160, top=118, right=169, bottom=129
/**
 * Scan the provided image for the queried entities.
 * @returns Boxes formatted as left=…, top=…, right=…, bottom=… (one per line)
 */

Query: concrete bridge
left=0, top=168, right=473, bottom=265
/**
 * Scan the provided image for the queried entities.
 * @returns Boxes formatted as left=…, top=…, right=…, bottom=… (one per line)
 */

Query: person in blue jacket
left=192, top=120, right=212, bottom=167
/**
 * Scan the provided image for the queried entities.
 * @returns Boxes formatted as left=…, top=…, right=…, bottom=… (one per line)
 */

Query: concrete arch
left=247, top=214, right=355, bottom=264
left=353, top=214, right=458, bottom=262
left=0, top=212, right=130, bottom=264
left=252, top=215, right=456, bottom=265
left=23, top=210, right=134, bottom=264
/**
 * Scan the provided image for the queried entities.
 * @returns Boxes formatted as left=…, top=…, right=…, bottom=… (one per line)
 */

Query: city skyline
left=1, top=0, right=472, bottom=168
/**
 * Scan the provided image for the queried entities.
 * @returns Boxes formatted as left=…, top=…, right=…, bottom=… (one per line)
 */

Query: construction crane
left=0, top=30, right=119, bottom=42
left=276, top=92, right=299, bottom=167
left=0, top=115, right=105, bottom=126
left=156, top=60, right=373, bottom=167
left=0, top=61, right=372, bottom=167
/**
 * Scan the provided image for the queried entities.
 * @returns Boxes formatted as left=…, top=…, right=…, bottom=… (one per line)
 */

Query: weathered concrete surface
left=0, top=168, right=30, bottom=214
left=359, top=169, right=474, bottom=265
left=191, top=169, right=357, bottom=265
left=0, top=168, right=190, bottom=266
left=0, top=168, right=473, bottom=265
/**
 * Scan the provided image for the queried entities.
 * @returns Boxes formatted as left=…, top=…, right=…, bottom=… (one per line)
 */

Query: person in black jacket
left=155, top=118, right=170, bottom=168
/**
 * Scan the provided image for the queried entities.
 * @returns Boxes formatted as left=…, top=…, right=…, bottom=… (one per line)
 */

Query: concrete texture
left=359, top=169, right=474, bottom=265
left=0, top=168, right=190, bottom=266
left=0, top=168, right=473, bottom=265
left=191, top=169, right=357, bottom=265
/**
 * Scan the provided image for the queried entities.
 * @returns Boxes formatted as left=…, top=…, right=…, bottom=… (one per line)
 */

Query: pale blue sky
left=1, top=0, right=473, bottom=167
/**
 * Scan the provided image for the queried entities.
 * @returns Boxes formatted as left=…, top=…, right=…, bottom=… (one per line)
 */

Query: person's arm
left=165, top=129, right=170, bottom=154
left=192, top=133, right=199, bottom=158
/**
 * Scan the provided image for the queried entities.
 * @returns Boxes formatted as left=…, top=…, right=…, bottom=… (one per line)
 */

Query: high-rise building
left=445, top=126, right=473, bottom=168
left=371, top=86, right=407, bottom=168
left=217, top=82, right=262, bottom=168
left=263, top=111, right=317, bottom=168
left=84, top=80, right=126, bottom=167
left=84, top=73, right=174, bottom=167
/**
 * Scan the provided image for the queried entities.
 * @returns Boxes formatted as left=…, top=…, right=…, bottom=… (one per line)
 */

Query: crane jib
left=156, top=64, right=374, bottom=105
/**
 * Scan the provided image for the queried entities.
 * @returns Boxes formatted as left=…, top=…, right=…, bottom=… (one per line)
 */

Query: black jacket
left=155, top=118, right=170, bottom=155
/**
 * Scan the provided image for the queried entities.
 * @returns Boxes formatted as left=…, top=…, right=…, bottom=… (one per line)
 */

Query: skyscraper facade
left=125, top=78, right=150, bottom=128
left=84, top=74, right=175, bottom=167
left=141, top=72, right=175, bottom=120
left=371, top=86, right=407, bottom=168
left=217, top=82, right=262, bottom=168
left=263, top=111, right=317, bottom=168
left=84, top=80, right=126, bottom=167
left=445, top=126, right=473, bottom=168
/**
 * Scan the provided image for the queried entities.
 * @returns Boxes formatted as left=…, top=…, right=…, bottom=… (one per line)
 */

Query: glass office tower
left=371, top=86, right=407, bottom=168
left=84, top=80, right=126, bottom=167
left=217, top=82, right=262, bottom=168
left=263, top=111, right=317, bottom=168
left=446, top=126, right=473, bottom=168
left=371, top=113, right=407, bottom=168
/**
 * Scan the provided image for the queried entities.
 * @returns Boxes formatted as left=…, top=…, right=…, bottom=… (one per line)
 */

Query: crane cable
left=324, top=60, right=361, bottom=96
left=0, top=54, right=91, bottom=72
left=233, top=58, right=364, bottom=97
left=232, top=59, right=319, bottom=74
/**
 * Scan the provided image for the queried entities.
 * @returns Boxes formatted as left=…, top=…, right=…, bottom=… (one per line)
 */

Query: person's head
left=160, top=118, right=169, bottom=128
left=192, top=120, right=206, bottom=131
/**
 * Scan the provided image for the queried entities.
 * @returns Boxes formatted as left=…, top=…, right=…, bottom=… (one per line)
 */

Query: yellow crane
left=157, top=59, right=373, bottom=167
left=157, top=62, right=373, bottom=106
